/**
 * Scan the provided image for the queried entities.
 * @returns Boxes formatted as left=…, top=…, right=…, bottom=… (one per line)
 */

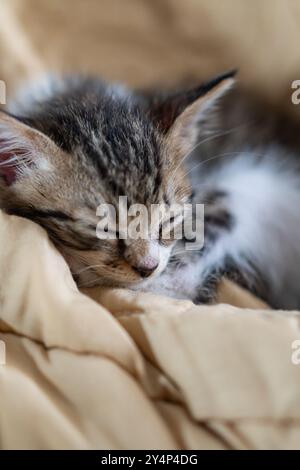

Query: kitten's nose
left=132, top=257, right=159, bottom=278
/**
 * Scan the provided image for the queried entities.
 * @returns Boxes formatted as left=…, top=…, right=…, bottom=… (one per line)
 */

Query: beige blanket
left=1, top=0, right=300, bottom=450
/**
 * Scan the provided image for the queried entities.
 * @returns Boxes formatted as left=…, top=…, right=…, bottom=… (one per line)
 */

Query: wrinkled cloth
left=1, top=211, right=300, bottom=449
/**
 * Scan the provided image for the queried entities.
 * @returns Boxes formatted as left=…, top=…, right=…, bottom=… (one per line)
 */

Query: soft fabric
left=1, top=0, right=300, bottom=450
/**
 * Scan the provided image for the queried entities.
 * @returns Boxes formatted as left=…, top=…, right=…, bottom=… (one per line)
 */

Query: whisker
left=71, top=263, right=104, bottom=276
left=77, top=276, right=102, bottom=288
left=177, top=150, right=265, bottom=186
left=170, top=122, right=251, bottom=182
left=170, top=252, right=187, bottom=258
left=184, top=152, right=238, bottom=177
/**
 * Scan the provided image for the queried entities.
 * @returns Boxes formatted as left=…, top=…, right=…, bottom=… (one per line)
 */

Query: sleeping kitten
left=1, top=72, right=300, bottom=309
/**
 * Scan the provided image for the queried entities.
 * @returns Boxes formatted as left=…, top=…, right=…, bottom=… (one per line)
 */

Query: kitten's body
left=1, top=74, right=300, bottom=309
left=146, top=145, right=300, bottom=309
left=142, top=92, right=300, bottom=309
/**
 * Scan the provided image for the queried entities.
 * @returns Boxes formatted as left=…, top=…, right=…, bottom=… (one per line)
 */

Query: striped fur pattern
left=1, top=73, right=300, bottom=309
left=0, top=73, right=233, bottom=289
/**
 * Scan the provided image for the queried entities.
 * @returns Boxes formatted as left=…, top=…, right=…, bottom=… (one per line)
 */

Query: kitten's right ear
left=0, top=112, right=53, bottom=186
left=146, top=70, right=236, bottom=134
left=145, top=70, right=236, bottom=162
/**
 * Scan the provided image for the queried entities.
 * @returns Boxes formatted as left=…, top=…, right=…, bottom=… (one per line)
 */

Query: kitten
left=0, top=72, right=300, bottom=309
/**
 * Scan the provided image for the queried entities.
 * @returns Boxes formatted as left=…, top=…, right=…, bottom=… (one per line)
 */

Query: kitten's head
left=0, top=73, right=234, bottom=287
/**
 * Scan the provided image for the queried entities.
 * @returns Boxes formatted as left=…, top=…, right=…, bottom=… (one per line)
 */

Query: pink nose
left=132, top=256, right=159, bottom=277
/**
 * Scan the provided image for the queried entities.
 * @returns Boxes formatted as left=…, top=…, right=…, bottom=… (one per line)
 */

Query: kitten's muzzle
left=131, top=255, right=160, bottom=278
left=124, top=241, right=160, bottom=278
left=132, top=262, right=159, bottom=278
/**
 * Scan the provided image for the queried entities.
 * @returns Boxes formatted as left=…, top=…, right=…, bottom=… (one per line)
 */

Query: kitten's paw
left=193, top=269, right=221, bottom=304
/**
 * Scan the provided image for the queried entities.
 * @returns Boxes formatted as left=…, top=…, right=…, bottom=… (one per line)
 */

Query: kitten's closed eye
left=159, top=213, right=184, bottom=244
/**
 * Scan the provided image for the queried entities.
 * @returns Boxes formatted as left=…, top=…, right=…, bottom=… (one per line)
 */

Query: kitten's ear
left=149, top=70, right=236, bottom=156
left=0, top=112, right=53, bottom=185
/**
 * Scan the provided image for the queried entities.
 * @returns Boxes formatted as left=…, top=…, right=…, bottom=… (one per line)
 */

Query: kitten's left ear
left=148, top=70, right=236, bottom=157
left=0, top=111, right=54, bottom=186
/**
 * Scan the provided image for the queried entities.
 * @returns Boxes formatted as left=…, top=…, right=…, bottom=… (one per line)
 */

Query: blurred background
left=0, top=0, right=300, bottom=114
